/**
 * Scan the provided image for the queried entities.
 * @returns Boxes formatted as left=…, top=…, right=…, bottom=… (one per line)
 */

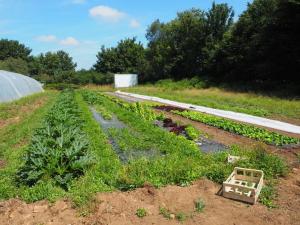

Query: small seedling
left=136, top=208, right=147, bottom=218
left=195, top=198, right=205, bottom=212
left=159, top=206, right=172, bottom=219
left=176, top=212, right=187, bottom=222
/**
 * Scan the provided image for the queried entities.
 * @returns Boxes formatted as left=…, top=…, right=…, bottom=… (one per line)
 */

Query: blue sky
left=0, top=0, right=252, bottom=69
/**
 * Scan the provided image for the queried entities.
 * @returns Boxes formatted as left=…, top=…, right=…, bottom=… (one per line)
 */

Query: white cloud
left=60, top=37, right=80, bottom=46
left=129, top=19, right=140, bottom=28
left=89, top=5, right=126, bottom=22
left=36, top=35, right=57, bottom=42
left=72, top=0, right=86, bottom=4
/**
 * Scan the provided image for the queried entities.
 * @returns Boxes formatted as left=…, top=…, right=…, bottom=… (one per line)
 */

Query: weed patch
left=195, top=198, right=205, bottom=212
left=136, top=208, right=147, bottom=218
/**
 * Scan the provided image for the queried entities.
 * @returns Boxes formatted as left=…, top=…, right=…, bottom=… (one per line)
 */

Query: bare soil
left=0, top=160, right=6, bottom=169
left=0, top=169, right=299, bottom=225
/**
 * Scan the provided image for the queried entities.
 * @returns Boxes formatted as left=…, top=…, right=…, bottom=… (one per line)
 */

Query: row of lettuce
left=173, top=110, right=299, bottom=146
left=2, top=89, right=289, bottom=208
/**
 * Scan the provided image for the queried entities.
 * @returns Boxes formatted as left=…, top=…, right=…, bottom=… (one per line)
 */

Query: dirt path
left=0, top=168, right=299, bottom=225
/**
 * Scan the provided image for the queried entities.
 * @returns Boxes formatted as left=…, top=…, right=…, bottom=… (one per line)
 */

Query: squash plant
left=16, top=90, right=94, bottom=190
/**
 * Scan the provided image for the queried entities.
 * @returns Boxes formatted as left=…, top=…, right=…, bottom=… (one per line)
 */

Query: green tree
left=0, top=57, right=29, bottom=74
left=210, top=0, right=299, bottom=89
left=33, top=50, right=77, bottom=83
left=0, top=39, right=32, bottom=61
left=73, top=69, right=113, bottom=84
left=145, top=3, right=234, bottom=82
left=94, top=37, right=146, bottom=76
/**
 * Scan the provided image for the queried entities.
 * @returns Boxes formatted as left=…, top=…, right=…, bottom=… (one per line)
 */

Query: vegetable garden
left=0, top=89, right=291, bottom=209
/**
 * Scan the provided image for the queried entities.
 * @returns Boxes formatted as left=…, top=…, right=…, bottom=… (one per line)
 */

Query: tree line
left=0, top=0, right=299, bottom=93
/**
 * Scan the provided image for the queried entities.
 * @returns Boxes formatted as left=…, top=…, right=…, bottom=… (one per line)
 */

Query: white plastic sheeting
left=0, top=70, right=44, bottom=103
left=114, top=74, right=138, bottom=88
left=115, top=91, right=300, bottom=134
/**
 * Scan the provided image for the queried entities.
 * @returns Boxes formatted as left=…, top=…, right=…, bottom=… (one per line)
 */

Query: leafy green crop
left=16, top=90, right=94, bottom=189
left=174, top=110, right=299, bottom=146
left=82, top=90, right=164, bottom=122
left=185, top=125, right=200, bottom=140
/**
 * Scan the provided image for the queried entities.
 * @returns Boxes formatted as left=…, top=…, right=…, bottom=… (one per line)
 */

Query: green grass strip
left=68, top=92, right=121, bottom=207
left=0, top=92, right=50, bottom=120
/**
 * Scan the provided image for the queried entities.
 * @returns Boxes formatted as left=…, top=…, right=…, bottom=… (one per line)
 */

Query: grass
left=68, top=93, right=121, bottom=207
left=0, top=91, right=51, bottom=120
left=124, top=86, right=300, bottom=121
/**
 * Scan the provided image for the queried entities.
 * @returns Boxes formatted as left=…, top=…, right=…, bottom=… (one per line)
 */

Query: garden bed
left=154, top=105, right=300, bottom=147
left=91, top=107, right=161, bottom=163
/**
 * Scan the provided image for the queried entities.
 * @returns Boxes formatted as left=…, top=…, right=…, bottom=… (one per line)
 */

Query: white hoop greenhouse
left=0, top=70, right=44, bottom=103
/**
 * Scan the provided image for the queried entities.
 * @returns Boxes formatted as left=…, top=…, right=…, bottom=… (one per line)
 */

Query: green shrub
left=156, top=77, right=209, bottom=90
left=45, top=83, right=79, bottom=90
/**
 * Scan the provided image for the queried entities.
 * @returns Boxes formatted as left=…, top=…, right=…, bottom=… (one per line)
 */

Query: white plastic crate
left=222, top=167, right=264, bottom=204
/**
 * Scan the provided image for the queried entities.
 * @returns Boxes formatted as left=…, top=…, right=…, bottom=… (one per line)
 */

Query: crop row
left=16, top=90, right=94, bottom=189
left=82, top=90, right=163, bottom=122
left=173, top=110, right=299, bottom=146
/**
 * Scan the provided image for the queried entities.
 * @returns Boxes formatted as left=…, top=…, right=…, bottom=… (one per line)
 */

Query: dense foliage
left=16, top=91, right=94, bottom=189
left=93, top=0, right=299, bottom=93
left=94, top=37, right=146, bottom=77
left=211, top=0, right=300, bottom=88
left=174, top=110, right=299, bottom=146
left=0, top=39, right=32, bottom=61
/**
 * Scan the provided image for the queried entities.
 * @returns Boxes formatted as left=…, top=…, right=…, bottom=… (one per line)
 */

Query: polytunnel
left=0, top=70, right=44, bottom=103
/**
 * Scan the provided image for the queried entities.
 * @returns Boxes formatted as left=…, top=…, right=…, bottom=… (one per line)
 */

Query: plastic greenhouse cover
left=0, top=70, right=44, bottom=103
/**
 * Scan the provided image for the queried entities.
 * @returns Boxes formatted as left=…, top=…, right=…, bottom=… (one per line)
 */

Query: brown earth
left=0, top=96, right=47, bottom=130
left=0, top=160, right=5, bottom=169
left=0, top=168, right=299, bottom=225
